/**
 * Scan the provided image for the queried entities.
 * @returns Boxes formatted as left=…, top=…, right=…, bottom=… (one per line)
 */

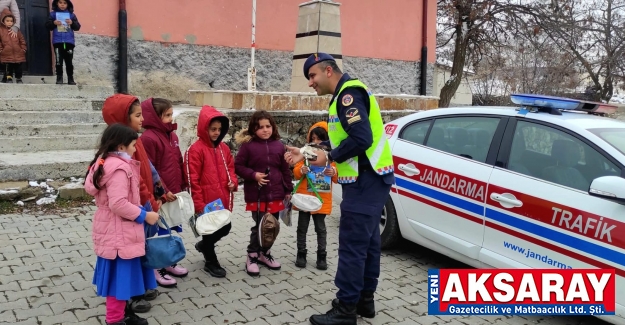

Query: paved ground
left=0, top=192, right=611, bottom=325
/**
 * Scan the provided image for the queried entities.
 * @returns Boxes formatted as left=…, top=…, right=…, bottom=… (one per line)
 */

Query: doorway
left=15, top=0, right=53, bottom=75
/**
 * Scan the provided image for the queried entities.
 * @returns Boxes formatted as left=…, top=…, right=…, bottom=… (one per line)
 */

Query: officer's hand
left=284, top=146, right=304, bottom=165
left=324, top=167, right=336, bottom=176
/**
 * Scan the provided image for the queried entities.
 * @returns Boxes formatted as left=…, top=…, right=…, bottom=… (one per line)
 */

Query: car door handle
left=490, top=193, right=523, bottom=208
left=398, top=163, right=420, bottom=176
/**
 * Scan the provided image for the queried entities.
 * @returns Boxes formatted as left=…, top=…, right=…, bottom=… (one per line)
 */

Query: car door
left=483, top=118, right=625, bottom=309
left=392, top=114, right=507, bottom=260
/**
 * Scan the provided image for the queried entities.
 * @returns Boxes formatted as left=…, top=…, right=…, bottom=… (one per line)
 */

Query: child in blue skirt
left=85, top=123, right=160, bottom=325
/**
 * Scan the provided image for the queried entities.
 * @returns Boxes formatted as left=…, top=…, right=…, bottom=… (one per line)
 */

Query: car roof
left=393, top=106, right=625, bottom=131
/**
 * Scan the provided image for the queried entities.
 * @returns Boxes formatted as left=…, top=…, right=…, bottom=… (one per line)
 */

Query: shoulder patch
left=341, top=94, right=354, bottom=106
left=345, top=107, right=359, bottom=118
left=345, top=107, right=361, bottom=125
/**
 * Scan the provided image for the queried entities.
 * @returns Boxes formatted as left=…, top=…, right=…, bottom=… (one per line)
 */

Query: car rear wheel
left=381, top=196, right=400, bottom=249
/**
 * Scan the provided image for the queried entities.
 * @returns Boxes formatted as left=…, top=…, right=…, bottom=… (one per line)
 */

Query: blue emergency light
left=510, top=94, right=617, bottom=116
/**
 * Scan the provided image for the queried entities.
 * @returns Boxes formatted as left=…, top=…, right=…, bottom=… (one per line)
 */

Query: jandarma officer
left=284, top=53, right=395, bottom=325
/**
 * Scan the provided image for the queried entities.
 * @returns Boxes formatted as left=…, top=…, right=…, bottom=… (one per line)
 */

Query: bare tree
left=526, top=0, right=625, bottom=102
left=437, top=0, right=523, bottom=107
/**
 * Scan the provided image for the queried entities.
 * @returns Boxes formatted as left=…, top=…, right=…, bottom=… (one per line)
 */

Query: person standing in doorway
left=45, top=0, right=80, bottom=85
left=0, top=8, right=26, bottom=83
left=0, top=0, right=20, bottom=38
left=284, top=53, right=395, bottom=325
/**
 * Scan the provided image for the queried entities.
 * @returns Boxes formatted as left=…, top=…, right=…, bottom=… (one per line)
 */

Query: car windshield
left=588, top=128, right=625, bottom=155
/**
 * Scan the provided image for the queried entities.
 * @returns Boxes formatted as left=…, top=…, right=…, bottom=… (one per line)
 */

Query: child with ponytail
left=85, top=123, right=159, bottom=325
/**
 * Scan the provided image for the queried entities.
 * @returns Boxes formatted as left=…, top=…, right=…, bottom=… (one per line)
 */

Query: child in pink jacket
left=85, top=123, right=160, bottom=325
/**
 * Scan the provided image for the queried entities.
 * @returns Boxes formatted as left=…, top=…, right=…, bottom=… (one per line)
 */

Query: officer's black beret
left=303, top=53, right=336, bottom=80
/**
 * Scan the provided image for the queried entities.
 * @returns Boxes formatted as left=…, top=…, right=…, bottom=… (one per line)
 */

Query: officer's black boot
left=295, top=249, right=307, bottom=268
left=316, top=250, right=327, bottom=270
left=332, top=291, right=375, bottom=318
left=309, top=300, right=357, bottom=325
left=124, top=301, right=148, bottom=325
left=55, top=65, right=63, bottom=84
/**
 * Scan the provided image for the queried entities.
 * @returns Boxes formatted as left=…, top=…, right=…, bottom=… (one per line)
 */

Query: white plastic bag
left=193, top=209, right=232, bottom=236
left=158, top=191, right=194, bottom=228
left=290, top=193, right=323, bottom=212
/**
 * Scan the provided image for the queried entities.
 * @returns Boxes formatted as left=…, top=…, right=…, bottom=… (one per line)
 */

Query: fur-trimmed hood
left=234, top=129, right=253, bottom=145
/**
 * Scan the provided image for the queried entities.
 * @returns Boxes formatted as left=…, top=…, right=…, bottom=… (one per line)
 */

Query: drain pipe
left=118, top=0, right=128, bottom=93
left=419, top=0, right=428, bottom=96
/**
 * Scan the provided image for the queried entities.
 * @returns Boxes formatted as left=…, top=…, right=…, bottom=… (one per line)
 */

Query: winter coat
left=0, top=0, right=19, bottom=31
left=140, top=98, right=185, bottom=194
left=293, top=122, right=337, bottom=215
left=234, top=129, right=293, bottom=204
left=0, top=9, right=25, bottom=63
left=184, top=106, right=237, bottom=213
left=102, top=93, right=160, bottom=210
left=45, top=0, right=80, bottom=45
left=85, top=154, right=146, bottom=260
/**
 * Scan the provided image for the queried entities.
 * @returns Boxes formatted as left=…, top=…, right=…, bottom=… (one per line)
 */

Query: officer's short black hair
left=317, top=60, right=342, bottom=75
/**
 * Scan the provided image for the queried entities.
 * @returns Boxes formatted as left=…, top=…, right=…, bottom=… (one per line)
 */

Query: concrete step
left=0, top=135, right=99, bottom=153
left=0, top=111, right=103, bottom=125
left=0, top=123, right=107, bottom=137
left=12, top=75, right=53, bottom=84
left=0, top=84, right=114, bottom=100
left=0, top=149, right=96, bottom=181
left=0, top=98, right=104, bottom=111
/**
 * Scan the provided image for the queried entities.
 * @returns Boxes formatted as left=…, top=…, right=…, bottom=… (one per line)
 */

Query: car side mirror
left=589, top=176, right=625, bottom=204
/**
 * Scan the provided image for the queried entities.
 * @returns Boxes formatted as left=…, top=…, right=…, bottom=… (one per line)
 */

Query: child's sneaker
left=124, top=301, right=148, bottom=325
left=165, top=264, right=188, bottom=277
left=258, top=250, right=281, bottom=270
left=4, top=75, right=12, bottom=83
left=246, top=252, right=260, bottom=276
left=106, top=319, right=128, bottom=325
left=154, top=269, right=177, bottom=287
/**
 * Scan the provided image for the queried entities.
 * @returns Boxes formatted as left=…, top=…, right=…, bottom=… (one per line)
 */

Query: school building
left=21, top=0, right=437, bottom=102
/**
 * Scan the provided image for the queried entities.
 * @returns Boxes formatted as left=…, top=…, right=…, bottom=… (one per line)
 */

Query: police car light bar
left=510, top=94, right=617, bottom=116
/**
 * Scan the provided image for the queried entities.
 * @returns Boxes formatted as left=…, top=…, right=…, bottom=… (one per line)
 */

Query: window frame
left=397, top=114, right=510, bottom=166
left=495, top=117, right=625, bottom=182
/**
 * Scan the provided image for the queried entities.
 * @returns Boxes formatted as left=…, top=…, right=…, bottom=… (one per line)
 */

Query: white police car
left=333, top=94, right=625, bottom=324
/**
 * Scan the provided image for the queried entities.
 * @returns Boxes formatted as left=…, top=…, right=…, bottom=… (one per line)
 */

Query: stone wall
left=74, top=34, right=435, bottom=103
left=174, top=109, right=418, bottom=156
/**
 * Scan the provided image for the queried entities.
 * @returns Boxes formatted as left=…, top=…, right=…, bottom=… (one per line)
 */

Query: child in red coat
left=140, top=97, right=188, bottom=287
left=184, top=105, right=237, bottom=278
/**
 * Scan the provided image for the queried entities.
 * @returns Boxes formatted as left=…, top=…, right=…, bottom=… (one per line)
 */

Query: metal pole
left=247, top=0, right=257, bottom=91
left=118, top=0, right=128, bottom=93
left=419, top=0, right=428, bottom=96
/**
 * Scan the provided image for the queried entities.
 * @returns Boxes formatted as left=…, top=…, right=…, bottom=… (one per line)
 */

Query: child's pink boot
left=165, top=264, right=188, bottom=277
left=246, top=252, right=260, bottom=276
left=258, top=250, right=281, bottom=270
left=154, top=269, right=177, bottom=287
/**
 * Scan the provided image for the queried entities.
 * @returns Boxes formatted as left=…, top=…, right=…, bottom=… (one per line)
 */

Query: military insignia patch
left=345, top=107, right=361, bottom=125
left=341, top=94, right=354, bottom=106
